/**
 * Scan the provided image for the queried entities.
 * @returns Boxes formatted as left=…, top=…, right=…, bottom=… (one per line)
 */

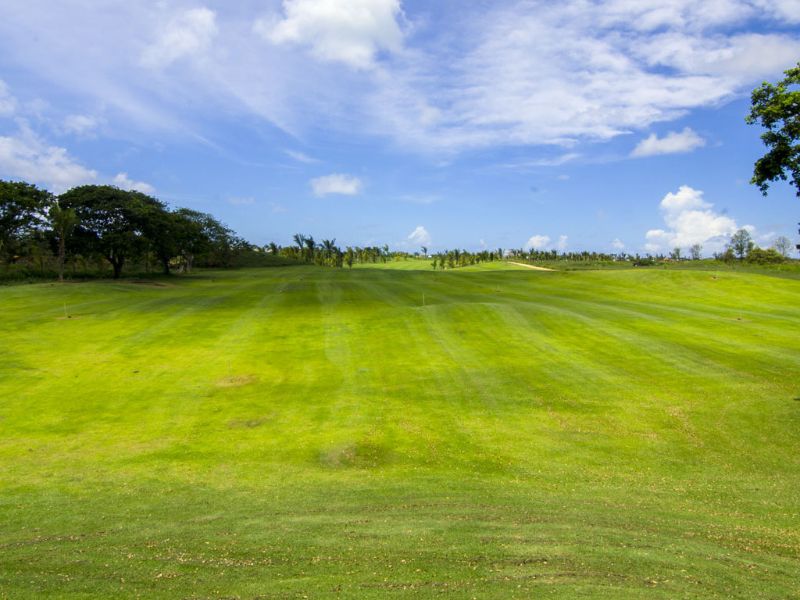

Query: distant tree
left=304, top=235, right=316, bottom=263
left=689, top=243, right=703, bottom=260
left=670, top=247, right=682, bottom=260
left=420, top=246, right=427, bottom=257
left=344, top=246, right=354, bottom=269
left=172, top=208, right=221, bottom=272
left=746, top=62, right=800, bottom=197
left=0, top=180, right=52, bottom=265
left=772, top=235, right=793, bottom=257
left=47, top=201, right=79, bottom=281
left=729, top=228, right=754, bottom=260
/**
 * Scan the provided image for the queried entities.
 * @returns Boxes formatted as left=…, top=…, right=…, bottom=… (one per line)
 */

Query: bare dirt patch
left=228, top=417, right=268, bottom=429
left=509, top=262, right=554, bottom=271
left=216, top=374, right=258, bottom=388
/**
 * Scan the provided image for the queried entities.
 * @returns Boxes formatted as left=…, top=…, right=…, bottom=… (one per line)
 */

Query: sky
left=0, top=0, right=799, bottom=256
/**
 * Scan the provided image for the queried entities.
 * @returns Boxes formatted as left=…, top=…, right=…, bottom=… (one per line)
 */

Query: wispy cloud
left=140, top=8, right=218, bottom=69
left=0, top=1, right=797, bottom=158
left=226, top=195, right=255, bottom=206
left=0, top=79, right=16, bottom=117
left=285, top=149, right=319, bottom=164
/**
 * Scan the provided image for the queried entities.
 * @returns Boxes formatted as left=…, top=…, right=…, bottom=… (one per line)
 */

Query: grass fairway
left=1, top=263, right=799, bottom=598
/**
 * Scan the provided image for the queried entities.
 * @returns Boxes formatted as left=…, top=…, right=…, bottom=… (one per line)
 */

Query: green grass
left=1, top=264, right=799, bottom=598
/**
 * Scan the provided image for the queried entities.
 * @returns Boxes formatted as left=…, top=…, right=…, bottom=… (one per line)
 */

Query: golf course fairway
left=1, top=262, right=799, bottom=598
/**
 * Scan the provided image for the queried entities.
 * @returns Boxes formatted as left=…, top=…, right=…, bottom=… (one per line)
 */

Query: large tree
left=746, top=62, right=800, bottom=197
left=0, top=180, right=52, bottom=265
left=59, top=185, right=159, bottom=279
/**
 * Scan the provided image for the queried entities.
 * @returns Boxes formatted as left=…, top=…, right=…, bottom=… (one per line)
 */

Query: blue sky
left=0, top=0, right=799, bottom=255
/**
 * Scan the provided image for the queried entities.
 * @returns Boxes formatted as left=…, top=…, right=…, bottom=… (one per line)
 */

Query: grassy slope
left=1, top=263, right=799, bottom=598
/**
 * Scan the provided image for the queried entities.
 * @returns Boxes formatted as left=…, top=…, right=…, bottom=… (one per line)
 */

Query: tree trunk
left=57, top=236, right=66, bottom=282
left=110, top=256, right=124, bottom=279
left=161, top=257, right=171, bottom=276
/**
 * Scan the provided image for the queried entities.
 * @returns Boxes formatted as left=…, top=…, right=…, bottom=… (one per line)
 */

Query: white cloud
left=63, top=114, right=102, bottom=136
left=556, top=235, right=568, bottom=251
left=644, top=185, right=745, bottom=253
left=525, top=235, right=551, bottom=250
left=632, top=127, right=706, bottom=157
left=256, top=0, right=405, bottom=69
left=0, top=2, right=797, bottom=156
left=141, top=8, right=218, bottom=69
left=501, top=153, right=581, bottom=170
left=611, top=238, right=625, bottom=250
left=0, top=80, right=16, bottom=117
left=285, top=149, right=319, bottom=163
left=0, top=124, right=97, bottom=193
left=407, top=225, right=431, bottom=247
left=113, top=172, right=155, bottom=194
left=310, top=173, right=362, bottom=196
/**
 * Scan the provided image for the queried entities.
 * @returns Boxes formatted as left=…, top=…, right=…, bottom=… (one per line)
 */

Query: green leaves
left=747, top=62, right=800, bottom=197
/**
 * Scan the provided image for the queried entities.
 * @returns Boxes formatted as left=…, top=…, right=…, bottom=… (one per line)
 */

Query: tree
left=344, top=246, right=354, bottom=269
left=420, top=246, right=427, bottom=257
left=747, top=247, right=785, bottom=264
left=670, top=247, right=682, bottom=260
left=690, top=243, right=703, bottom=260
left=48, top=201, right=79, bottom=281
left=729, top=228, right=754, bottom=260
left=0, top=180, right=52, bottom=265
left=59, top=185, right=154, bottom=279
left=772, top=235, right=793, bottom=257
left=746, top=63, right=800, bottom=197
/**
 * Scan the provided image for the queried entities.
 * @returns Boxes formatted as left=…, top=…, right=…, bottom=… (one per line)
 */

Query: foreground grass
left=1, top=264, right=799, bottom=598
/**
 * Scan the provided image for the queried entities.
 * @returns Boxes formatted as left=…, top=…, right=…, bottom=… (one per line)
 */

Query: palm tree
left=304, top=235, right=316, bottom=263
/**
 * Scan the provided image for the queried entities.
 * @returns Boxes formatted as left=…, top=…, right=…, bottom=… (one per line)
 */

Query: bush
left=747, top=247, right=786, bottom=264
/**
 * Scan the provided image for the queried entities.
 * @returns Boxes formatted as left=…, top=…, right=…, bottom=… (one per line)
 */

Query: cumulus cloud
left=141, top=8, right=218, bottom=69
left=611, top=238, right=625, bottom=250
left=0, top=80, right=16, bottom=117
left=556, top=235, right=568, bottom=251
left=644, top=185, right=746, bottom=253
left=525, top=235, right=551, bottom=250
left=256, top=0, right=405, bottom=69
left=113, top=172, right=155, bottom=194
left=310, top=173, right=362, bottom=196
left=632, top=127, right=706, bottom=157
left=0, top=125, right=97, bottom=193
left=407, top=225, right=431, bottom=247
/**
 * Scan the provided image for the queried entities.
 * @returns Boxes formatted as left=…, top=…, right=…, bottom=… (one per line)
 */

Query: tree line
left=1, top=180, right=248, bottom=280
left=263, top=235, right=392, bottom=268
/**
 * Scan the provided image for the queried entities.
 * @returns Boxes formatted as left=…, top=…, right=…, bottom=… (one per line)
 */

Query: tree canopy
left=746, top=62, right=800, bottom=197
